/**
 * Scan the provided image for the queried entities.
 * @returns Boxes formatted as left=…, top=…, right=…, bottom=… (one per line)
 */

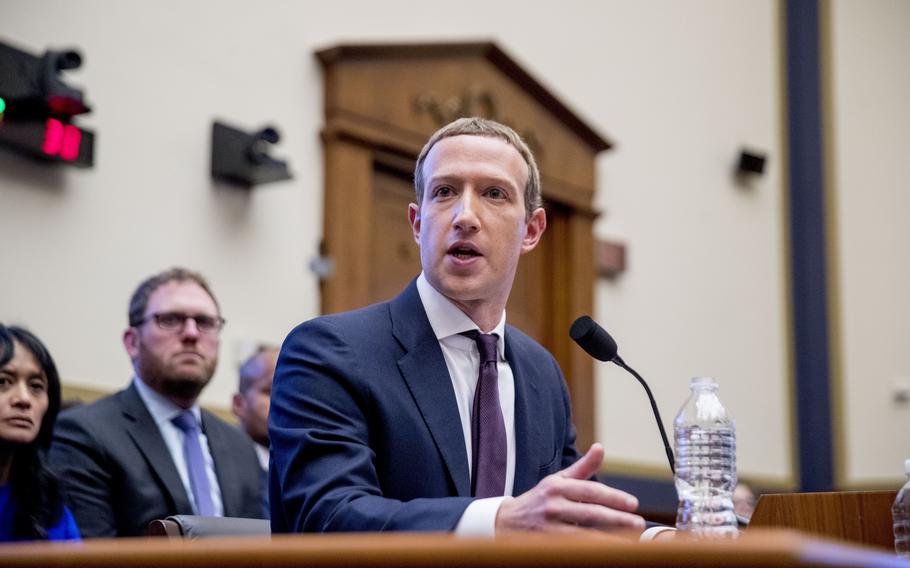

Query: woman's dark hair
left=0, top=323, right=65, bottom=540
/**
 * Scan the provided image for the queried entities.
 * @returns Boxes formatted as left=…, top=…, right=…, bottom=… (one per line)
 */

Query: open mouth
left=448, top=242, right=482, bottom=260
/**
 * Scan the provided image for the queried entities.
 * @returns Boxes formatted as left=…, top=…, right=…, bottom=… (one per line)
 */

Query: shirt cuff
left=640, top=525, right=676, bottom=541
left=454, top=497, right=509, bottom=537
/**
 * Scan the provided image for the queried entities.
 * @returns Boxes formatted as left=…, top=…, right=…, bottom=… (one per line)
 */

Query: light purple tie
left=462, top=331, right=507, bottom=497
left=172, top=411, right=216, bottom=516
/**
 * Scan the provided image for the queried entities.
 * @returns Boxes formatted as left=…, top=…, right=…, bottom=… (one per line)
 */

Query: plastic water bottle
left=894, top=459, right=910, bottom=558
left=674, top=376, right=738, bottom=536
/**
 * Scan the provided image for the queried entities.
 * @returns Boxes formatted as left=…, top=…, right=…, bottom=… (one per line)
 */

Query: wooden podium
left=0, top=530, right=903, bottom=568
left=750, top=490, right=898, bottom=552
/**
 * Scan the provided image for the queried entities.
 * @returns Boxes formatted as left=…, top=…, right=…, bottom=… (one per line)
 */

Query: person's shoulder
left=57, top=387, right=132, bottom=425
left=201, top=410, right=252, bottom=441
left=285, top=300, right=393, bottom=343
left=506, top=324, right=557, bottom=361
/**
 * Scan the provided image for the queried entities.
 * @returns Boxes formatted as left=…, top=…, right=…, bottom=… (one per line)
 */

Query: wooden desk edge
left=0, top=529, right=902, bottom=568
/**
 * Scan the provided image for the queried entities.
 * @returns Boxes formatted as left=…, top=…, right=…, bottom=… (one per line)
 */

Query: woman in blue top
left=0, top=324, right=79, bottom=542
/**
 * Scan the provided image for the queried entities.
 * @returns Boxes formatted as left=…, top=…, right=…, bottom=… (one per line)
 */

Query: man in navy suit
left=270, top=118, right=647, bottom=535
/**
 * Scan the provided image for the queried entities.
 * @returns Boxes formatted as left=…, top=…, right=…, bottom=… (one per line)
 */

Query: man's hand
left=495, top=443, right=646, bottom=533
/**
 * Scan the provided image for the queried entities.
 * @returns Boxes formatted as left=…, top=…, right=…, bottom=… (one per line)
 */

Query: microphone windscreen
left=569, top=316, right=618, bottom=362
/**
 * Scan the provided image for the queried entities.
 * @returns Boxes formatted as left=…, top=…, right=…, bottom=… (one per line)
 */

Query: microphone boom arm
left=612, top=355, right=676, bottom=474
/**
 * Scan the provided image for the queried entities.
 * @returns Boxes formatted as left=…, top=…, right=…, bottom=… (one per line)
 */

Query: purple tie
left=461, top=331, right=507, bottom=497
left=172, top=411, right=216, bottom=516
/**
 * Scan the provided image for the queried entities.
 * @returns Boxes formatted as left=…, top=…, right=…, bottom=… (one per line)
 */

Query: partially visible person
left=232, top=345, right=278, bottom=519
left=49, top=268, right=264, bottom=538
left=733, top=481, right=757, bottom=522
left=0, top=324, right=79, bottom=542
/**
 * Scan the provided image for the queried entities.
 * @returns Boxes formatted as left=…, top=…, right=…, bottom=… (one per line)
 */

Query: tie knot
left=172, top=411, right=199, bottom=433
left=461, top=330, right=499, bottom=365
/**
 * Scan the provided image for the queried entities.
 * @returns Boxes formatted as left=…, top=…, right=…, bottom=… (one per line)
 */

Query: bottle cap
left=690, top=376, right=718, bottom=389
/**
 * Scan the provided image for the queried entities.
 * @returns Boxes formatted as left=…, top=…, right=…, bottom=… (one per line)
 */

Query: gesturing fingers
left=559, top=443, right=605, bottom=481
left=546, top=498, right=646, bottom=530
left=556, top=477, right=640, bottom=513
left=496, top=443, right=648, bottom=534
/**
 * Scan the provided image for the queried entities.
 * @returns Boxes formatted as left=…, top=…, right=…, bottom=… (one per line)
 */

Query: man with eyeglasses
left=49, top=267, right=265, bottom=537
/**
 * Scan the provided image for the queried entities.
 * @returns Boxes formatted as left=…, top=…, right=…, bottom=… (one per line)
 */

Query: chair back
left=148, top=515, right=271, bottom=539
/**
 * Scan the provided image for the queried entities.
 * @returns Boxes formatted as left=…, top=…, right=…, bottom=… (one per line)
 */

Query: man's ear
left=408, top=202, right=421, bottom=244
left=123, top=327, right=140, bottom=359
left=232, top=392, right=245, bottom=420
left=521, top=207, right=547, bottom=254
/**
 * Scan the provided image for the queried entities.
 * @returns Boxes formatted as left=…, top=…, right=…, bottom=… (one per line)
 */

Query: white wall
left=830, top=0, right=910, bottom=485
left=588, top=2, right=791, bottom=484
left=3, top=0, right=904, bottom=486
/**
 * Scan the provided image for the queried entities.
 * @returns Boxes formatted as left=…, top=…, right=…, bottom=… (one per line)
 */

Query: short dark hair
left=238, top=345, right=279, bottom=394
left=413, top=117, right=542, bottom=218
left=128, top=267, right=220, bottom=327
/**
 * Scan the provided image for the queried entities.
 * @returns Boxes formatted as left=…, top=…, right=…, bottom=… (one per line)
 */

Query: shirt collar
left=416, top=272, right=506, bottom=360
left=255, top=443, right=269, bottom=471
left=132, top=375, right=202, bottom=427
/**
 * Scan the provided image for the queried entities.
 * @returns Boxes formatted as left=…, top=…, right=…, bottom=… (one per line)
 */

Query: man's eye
left=487, top=188, right=506, bottom=199
left=159, top=314, right=183, bottom=326
left=434, top=187, right=453, bottom=198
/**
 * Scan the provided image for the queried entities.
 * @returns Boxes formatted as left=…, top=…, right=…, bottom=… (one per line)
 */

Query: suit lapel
left=506, top=332, right=546, bottom=495
left=392, top=281, right=471, bottom=497
left=120, top=384, right=193, bottom=513
left=202, top=412, right=238, bottom=516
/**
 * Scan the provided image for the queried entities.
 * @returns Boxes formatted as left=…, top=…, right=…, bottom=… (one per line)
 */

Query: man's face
left=409, top=135, right=546, bottom=316
left=232, top=350, right=277, bottom=447
left=123, top=280, right=220, bottom=407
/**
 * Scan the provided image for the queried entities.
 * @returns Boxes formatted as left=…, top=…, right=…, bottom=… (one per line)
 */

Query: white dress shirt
left=255, top=442, right=269, bottom=472
left=416, top=273, right=513, bottom=536
left=416, top=273, right=669, bottom=540
left=133, top=377, right=225, bottom=516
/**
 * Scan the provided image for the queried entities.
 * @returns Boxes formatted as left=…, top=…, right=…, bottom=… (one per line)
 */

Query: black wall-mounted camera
left=211, top=120, right=292, bottom=187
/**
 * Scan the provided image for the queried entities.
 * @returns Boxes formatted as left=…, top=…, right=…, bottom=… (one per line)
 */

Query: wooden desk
left=0, top=530, right=902, bottom=568
left=751, top=491, right=898, bottom=551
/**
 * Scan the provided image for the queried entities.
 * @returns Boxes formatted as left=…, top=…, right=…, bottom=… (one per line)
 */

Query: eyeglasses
left=137, top=312, right=226, bottom=334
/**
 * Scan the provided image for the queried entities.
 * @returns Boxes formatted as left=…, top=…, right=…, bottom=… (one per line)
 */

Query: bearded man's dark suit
left=269, top=279, right=582, bottom=532
left=49, top=383, right=264, bottom=537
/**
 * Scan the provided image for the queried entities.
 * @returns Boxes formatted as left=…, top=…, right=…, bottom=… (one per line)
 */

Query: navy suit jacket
left=49, top=383, right=265, bottom=537
left=270, top=280, right=582, bottom=532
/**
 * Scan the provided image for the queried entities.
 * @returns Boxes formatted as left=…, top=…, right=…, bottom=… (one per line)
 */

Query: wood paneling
left=750, top=490, right=898, bottom=551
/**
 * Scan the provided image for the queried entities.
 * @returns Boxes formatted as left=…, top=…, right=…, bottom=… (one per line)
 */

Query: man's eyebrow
left=428, top=174, right=519, bottom=190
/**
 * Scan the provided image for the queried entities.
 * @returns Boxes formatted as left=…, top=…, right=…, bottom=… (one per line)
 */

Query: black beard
left=159, top=375, right=208, bottom=401
left=135, top=346, right=215, bottom=404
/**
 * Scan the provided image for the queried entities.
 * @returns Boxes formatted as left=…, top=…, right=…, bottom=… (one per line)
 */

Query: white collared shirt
left=133, top=377, right=225, bottom=516
left=416, top=274, right=666, bottom=540
left=416, top=273, right=514, bottom=535
left=255, top=442, right=269, bottom=472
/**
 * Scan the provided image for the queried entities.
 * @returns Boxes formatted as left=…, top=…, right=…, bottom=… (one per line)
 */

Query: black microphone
left=569, top=315, right=676, bottom=475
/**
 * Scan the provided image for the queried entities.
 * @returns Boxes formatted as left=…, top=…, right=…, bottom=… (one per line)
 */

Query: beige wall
left=829, top=0, right=910, bottom=486
left=1, top=0, right=905, bottom=486
left=590, top=2, right=791, bottom=484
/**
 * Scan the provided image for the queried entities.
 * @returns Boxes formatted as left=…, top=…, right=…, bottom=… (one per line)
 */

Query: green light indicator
left=0, top=97, right=5, bottom=114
